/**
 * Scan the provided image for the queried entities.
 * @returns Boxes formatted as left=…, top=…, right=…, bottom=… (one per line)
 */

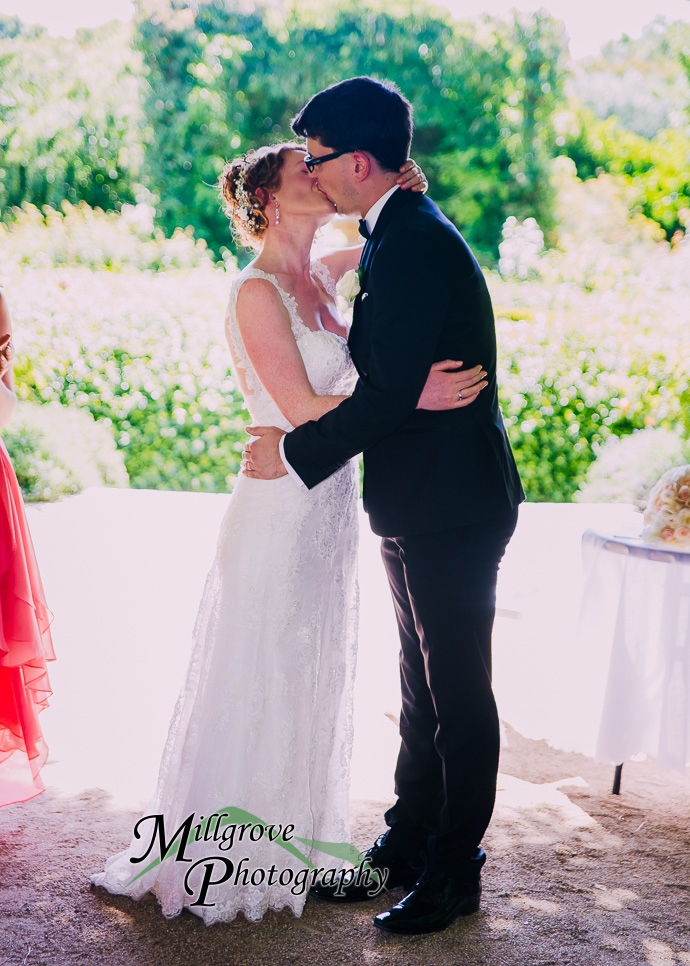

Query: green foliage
left=562, top=107, right=690, bottom=240
left=2, top=5, right=689, bottom=502
left=7, top=261, right=247, bottom=493
left=0, top=14, right=43, bottom=40
left=0, top=20, right=144, bottom=216
left=0, top=14, right=47, bottom=41
left=558, top=19, right=690, bottom=242
left=3, top=0, right=690, bottom=268
left=569, top=18, right=690, bottom=139
left=497, top=338, right=675, bottom=502
left=492, top=166, right=690, bottom=501
left=133, top=0, right=567, bottom=262
left=3, top=165, right=687, bottom=503
left=2, top=401, right=129, bottom=501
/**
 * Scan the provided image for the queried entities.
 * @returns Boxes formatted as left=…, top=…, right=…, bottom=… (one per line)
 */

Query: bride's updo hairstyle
left=219, top=142, right=303, bottom=249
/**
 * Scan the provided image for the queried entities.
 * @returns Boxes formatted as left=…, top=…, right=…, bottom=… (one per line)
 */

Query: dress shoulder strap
left=311, top=258, right=337, bottom=298
left=226, top=268, right=304, bottom=337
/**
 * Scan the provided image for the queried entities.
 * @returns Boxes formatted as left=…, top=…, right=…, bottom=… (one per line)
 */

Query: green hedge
left=8, top=264, right=246, bottom=493
left=3, top=173, right=689, bottom=502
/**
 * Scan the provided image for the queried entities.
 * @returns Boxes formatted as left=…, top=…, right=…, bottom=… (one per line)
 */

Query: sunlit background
left=0, top=0, right=688, bottom=502
left=3, top=0, right=690, bottom=58
left=1, top=11, right=689, bottom=965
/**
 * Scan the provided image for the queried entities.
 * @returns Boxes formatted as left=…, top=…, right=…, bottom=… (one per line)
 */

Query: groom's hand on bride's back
left=417, top=360, right=488, bottom=410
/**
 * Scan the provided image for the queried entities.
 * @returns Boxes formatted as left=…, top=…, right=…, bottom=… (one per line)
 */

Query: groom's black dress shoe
left=373, top=866, right=482, bottom=935
left=309, top=834, right=422, bottom=903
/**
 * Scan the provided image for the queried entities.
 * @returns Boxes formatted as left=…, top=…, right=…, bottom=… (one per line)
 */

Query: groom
left=244, top=76, right=524, bottom=934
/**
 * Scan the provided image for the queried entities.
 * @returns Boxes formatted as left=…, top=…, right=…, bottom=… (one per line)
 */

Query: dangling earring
left=274, top=197, right=280, bottom=225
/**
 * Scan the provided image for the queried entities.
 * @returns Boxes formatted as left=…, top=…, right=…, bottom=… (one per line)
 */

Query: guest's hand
left=242, top=426, right=288, bottom=479
left=416, top=360, right=488, bottom=410
left=0, top=335, right=13, bottom=378
left=397, top=159, right=428, bottom=193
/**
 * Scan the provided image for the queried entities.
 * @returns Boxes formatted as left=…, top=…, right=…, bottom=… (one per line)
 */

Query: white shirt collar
left=363, top=184, right=400, bottom=236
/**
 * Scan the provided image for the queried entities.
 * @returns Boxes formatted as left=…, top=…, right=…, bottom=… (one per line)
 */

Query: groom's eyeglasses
left=304, top=150, right=350, bottom=173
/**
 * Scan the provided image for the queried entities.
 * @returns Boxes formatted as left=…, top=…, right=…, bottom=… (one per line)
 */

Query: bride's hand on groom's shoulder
left=398, top=159, right=428, bottom=193
left=417, top=360, right=488, bottom=411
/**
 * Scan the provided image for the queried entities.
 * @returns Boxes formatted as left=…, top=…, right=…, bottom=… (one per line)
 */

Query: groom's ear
left=351, top=151, right=373, bottom=183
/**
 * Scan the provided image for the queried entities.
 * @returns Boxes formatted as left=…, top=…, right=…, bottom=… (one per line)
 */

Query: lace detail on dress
left=91, top=261, right=361, bottom=926
left=311, top=258, right=338, bottom=298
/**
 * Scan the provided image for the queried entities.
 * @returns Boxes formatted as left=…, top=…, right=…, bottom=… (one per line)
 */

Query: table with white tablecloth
left=576, top=528, right=690, bottom=776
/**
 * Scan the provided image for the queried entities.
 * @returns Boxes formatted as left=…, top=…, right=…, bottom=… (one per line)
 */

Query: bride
left=90, top=143, right=486, bottom=924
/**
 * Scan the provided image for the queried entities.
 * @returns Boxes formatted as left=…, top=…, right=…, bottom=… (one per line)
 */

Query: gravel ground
left=3, top=492, right=687, bottom=964
left=1, top=727, right=688, bottom=966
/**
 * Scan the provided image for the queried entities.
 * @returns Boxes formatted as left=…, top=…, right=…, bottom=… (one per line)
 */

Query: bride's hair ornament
left=233, top=159, right=254, bottom=225
left=219, top=142, right=302, bottom=250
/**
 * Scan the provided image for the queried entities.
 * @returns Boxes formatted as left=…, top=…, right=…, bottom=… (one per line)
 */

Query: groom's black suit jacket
left=283, top=188, right=524, bottom=537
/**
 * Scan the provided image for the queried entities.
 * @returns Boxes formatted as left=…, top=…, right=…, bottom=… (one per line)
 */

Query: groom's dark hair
left=291, top=76, right=412, bottom=172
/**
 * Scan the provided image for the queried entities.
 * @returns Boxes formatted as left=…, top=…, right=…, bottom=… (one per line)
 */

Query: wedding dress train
left=90, top=262, right=360, bottom=923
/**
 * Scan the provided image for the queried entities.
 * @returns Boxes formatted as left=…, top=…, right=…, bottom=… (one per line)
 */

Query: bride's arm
left=318, top=246, right=364, bottom=282
left=234, top=279, right=349, bottom=428
left=234, top=279, right=486, bottom=428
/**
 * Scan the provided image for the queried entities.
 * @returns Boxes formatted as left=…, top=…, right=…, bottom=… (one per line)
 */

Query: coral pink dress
left=0, top=436, right=55, bottom=807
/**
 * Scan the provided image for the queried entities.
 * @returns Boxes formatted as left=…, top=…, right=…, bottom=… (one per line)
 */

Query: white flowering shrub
left=6, top=264, right=246, bottom=493
left=0, top=202, right=219, bottom=273
left=490, top=168, right=690, bottom=500
left=574, top=428, right=690, bottom=507
left=498, top=216, right=545, bottom=279
left=1, top=166, right=688, bottom=501
left=3, top=402, right=129, bottom=502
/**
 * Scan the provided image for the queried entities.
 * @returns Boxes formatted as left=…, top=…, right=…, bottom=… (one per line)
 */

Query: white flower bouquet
left=642, top=465, right=690, bottom=549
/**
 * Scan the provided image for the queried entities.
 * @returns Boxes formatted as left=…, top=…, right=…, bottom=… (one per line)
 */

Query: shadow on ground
left=1, top=729, right=688, bottom=966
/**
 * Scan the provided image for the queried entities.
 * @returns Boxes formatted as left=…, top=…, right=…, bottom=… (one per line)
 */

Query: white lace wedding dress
left=90, top=261, right=360, bottom=924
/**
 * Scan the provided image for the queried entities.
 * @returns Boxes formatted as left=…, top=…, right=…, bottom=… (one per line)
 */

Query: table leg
left=612, top=763, right=623, bottom=795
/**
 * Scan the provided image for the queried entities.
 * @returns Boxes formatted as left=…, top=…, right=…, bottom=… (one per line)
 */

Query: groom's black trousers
left=380, top=505, right=519, bottom=873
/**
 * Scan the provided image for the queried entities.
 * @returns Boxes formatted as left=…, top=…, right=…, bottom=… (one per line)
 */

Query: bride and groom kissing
left=90, top=75, right=524, bottom=936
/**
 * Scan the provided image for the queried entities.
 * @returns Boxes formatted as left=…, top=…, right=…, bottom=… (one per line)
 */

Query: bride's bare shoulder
left=232, top=273, right=294, bottom=339
left=235, top=275, right=283, bottom=309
